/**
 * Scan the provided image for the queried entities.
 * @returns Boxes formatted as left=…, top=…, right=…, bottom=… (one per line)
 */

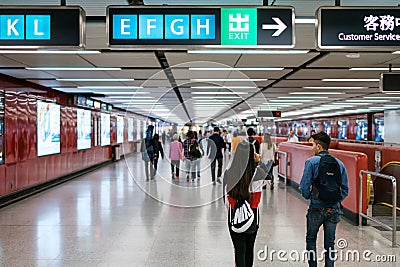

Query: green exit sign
left=221, top=8, right=257, bottom=45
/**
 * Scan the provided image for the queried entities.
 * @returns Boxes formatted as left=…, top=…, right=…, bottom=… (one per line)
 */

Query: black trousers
left=229, top=228, right=258, bottom=267
left=210, top=157, right=223, bottom=181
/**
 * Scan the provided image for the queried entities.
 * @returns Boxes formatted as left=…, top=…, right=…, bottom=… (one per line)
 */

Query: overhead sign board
left=107, top=6, right=294, bottom=48
left=257, top=110, right=281, bottom=117
left=317, top=7, right=400, bottom=49
left=380, top=73, right=400, bottom=92
left=0, top=6, right=85, bottom=48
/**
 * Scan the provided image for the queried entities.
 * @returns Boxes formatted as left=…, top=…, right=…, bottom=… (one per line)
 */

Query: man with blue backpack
left=299, top=132, right=349, bottom=267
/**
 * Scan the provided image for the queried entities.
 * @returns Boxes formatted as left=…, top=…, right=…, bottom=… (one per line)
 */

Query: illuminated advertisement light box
left=0, top=6, right=85, bottom=48
left=77, top=108, right=91, bottom=150
left=128, top=118, right=134, bottom=142
left=37, top=100, right=60, bottom=156
left=100, top=113, right=111, bottom=146
left=318, top=7, right=400, bottom=49
left=117, top=116, right=124, bottom=144
left=107, top=6, right=294, bottom=48
left=94, top=101, right=101, bottom=109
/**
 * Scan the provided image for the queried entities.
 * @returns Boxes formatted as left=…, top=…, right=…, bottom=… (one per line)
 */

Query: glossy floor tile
left=0, top=147, right=399, bottom=266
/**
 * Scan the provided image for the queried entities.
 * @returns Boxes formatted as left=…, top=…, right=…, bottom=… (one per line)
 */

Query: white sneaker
left=217, top=177, right=222, bottom=184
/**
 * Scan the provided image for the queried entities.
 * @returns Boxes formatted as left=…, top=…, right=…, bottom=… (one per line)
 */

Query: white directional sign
left=262, top=17, right=287, bottom=37
left=108, top=6, right=294, bottom=47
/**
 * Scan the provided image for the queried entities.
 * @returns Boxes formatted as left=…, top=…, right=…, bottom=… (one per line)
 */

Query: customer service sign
left=317, top=7, right=400, bottom=49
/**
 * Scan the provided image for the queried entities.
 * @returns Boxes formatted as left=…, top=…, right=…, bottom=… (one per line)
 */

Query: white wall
left=384, top=109, right=400, bottom=145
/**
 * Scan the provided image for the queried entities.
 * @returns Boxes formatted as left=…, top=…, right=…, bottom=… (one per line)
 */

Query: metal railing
left=359, top=170, right=397, bottom=247
left=277, top=151, right=288, bottom=185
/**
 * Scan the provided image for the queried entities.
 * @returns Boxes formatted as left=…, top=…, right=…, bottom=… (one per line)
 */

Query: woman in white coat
left=260, top=133, right=276, bottom=190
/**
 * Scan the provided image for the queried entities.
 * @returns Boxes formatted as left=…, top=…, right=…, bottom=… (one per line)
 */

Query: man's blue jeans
left=306, top=208, right=341, bottom=267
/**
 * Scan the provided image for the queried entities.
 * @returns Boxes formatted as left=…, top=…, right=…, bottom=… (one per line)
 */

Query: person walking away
left=161, top=131, right=166, bottom=145
left=223, top=141, right=269, bottom=267
left=207, top=127, right=225, bottom=185
left=299, top=132, right=349, bottom=267
left=183, top=130, right=197, bottom=182
left=169, top=133, right=183, bottom=180
left=194, top=131, right=204, bottom=179
left=230, top=131, right=242, bottom=156
left=288, top=130, right=299, bottom=142
left=247, top=127, right=260, bottom=154
left=152, top=133, right=164, bottom=176
left=226, top=130, right=232, bottom=153
left=260, top=133, right=276, bottom=190
left=141, top=125, right=156, bottom=180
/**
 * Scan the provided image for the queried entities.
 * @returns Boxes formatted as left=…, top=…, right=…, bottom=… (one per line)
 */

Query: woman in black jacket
left=152, top=133, right=164, bottom=176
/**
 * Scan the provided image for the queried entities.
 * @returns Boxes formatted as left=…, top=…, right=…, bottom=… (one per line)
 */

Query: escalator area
left=370, top=162, right=400, bottom=231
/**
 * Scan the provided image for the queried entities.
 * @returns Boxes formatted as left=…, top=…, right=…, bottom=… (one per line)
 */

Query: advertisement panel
left=37, top=101, right=60, bottom=156
left=100, top=113, right=110, bottom=146
left=77, top=108, right=91, bottom=150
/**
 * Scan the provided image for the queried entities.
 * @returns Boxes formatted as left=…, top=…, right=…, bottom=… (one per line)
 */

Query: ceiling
left=1, top=1, right=400, bottom=125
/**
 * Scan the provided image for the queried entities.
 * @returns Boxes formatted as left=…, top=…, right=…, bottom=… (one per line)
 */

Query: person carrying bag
left=223, top=141, right=269, bottom=267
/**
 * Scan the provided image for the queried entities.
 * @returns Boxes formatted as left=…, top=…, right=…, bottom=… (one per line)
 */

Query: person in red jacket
left=224, top=141, right=268, bottom=267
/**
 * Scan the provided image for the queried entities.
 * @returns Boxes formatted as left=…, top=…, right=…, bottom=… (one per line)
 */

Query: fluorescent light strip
left=303, top=86, right=367, bottom=89
left=270, top=99, right=313, bottom=102
left=26, top=67, right=121, bottom=71
left=191, top=86, right=256, bottom=89
left=187, top=50, right=309, bottom=54
left=57, top=78, right=135, bottom=82
left=363, top=96, right=400, bottom=99
left=191, top=92, right=248, bottom=95
left=333, top=102, right=369, bottom=105
left=322, top=78, right=379, bottom=82
left=98, top=92, right=149, bottom=95
left=0, top=50, right=100, bottom=54
left=294, top=18, right=316, bottom=24
left=190, top=78, right=267, bottom=82
left=192, top=96, right=241, bottom=99
left=345, top=99, right=388, bottom=103
left=189, top=67, right=283, bottom=71
left=78, top=86, right=143, bottom=89
left=350, top=67, right=400, bottom=71
left=289, top=92, right=344, bottom=95
left=105, top=96, right=153, bottom=99
left=278, top=96, right=328, bottom=99
left=383, top=105, right=400, bottom=108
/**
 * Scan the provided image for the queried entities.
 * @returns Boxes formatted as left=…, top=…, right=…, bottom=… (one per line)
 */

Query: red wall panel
left=27, top=158, right=39, bottom=186
left=0, top=164, right=6, bottom=195
left=27, top=97, right=37, bottom=159
left=278, top=143, right=368, bottom=215
left=17, top=96, right=29, bottom=162
left=16, top=161, right=29, bottom=190
left=5, top=93, right=18, bottom=163
left=36, top=157, right=47, bottom=184
left=5, top=163, right=17, bottom=193
left=0, top=75, right=145, bottom=200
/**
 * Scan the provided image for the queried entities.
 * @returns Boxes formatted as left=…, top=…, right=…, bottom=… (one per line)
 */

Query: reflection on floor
left=0, top=148, right=399, bottom=266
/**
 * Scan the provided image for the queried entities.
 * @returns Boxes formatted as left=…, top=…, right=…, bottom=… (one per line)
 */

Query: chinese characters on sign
left=318, top=7, right=400, bottom=49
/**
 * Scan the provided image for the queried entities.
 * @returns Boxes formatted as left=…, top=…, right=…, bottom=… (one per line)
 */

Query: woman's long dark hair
left=227, top=141, right=257, bottom=201
left=263, top=133, right=272, bottom=150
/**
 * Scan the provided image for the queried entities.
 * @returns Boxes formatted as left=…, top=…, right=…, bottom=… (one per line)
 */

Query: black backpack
left=229, top=199, right=259, bottom=234
left=145, top=139, right=155, bottom=158
left=189, top=140, right=202, bottom=158
left=312, top=154, right=342, bottom=203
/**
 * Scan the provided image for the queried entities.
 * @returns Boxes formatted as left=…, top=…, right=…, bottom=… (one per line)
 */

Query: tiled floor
left=0, top=146, right=399, bottom=266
